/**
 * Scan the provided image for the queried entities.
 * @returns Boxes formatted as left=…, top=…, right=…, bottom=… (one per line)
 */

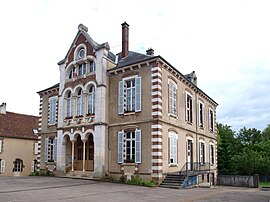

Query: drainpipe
left=195, top=91, right=198, bottom=171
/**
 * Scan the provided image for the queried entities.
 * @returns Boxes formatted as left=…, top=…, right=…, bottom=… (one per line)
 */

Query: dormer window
left=77, top=48, right=85, bottom=59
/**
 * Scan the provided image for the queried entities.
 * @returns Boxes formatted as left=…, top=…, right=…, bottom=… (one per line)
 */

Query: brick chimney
left=121, top=22, right=129, bottom=58
left=0, top=102, right=6, bottom=114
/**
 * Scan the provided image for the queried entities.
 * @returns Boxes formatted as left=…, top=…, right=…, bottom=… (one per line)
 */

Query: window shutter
left=202, top=105, right=205, bottom=127
left=170, top=136, right=174, bottom=163
left=135, top=77, right=141, bottom=112
left=1, top=160, right=5, bottom=173
left=71, top=98, right=74, bottom=116
left=135, top=129, right=141, bottom=163
left=118, top=81, right=124, bottom=114
left=0, top=139, right=2, bottom=153
left=118, top=131, right=124, bottom=163
left=53, top=138, right=57, bottom=162
left=34, top=143, right=38, bottom=155
left=45, top=137, right=49, bottom=162
left=31, top=161, right=35, bottom=172
left=190, top=98, right=193, bottom=123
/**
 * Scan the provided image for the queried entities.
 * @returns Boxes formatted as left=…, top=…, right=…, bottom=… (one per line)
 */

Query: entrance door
left=75, top=135, right=94, bottom=171
left=187, top=140, right=193, bottom=170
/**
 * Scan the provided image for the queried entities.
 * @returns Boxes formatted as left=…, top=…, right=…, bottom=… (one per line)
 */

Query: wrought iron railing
left=179, top=162, right=211, bottom=177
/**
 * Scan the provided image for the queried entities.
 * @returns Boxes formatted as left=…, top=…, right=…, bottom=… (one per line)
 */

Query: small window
left=77, top=48, right=85, bottom=59
left=89, top=61, right=95, bottom=72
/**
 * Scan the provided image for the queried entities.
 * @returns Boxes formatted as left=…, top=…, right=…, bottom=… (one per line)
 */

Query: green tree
left=262, top=124, right=270, bottom=141
left=236, top=127, right=262, bottom=145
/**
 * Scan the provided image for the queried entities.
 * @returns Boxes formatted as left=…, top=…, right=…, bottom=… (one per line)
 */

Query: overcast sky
left=1, top=0, right=269, bottom=132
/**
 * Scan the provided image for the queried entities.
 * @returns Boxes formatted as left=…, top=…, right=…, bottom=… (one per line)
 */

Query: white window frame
left=89, top=61, right=95, bottom=73
left=209, top=108, right=214, bottom=132
left=199, top=140, right=206, bottom=164
left=199, top=101, right=204, bottom=128
left=66, top=92, right=73, bottom=118
left=169, top=132, right=178, bottom=165
left=13, top=159, right=23, bottom=172
left=88, top=86, right=95, bottom=115
left=118, top=75, right=141, bottom=114
left=45, top=137, right=57, bottom=162
left=49, top=96, right=57, bottom=125
left=34, top=143, right=38, bottom=155
left=185, top=92, right=193, bottom=123
left=118, top=129, right=141, bottom=164
left=0, top=139, right=3, bottom=153
left=78, top=63, right=86, bottom=77
left=168, top=80, right=177, bottom=116
left=0, top=159, right=5, bottom=173
left=209, top=143, right=215, bottom=165
left=76, top=89, right=84, bottom=116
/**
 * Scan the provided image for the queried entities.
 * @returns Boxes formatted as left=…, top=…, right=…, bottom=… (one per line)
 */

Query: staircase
left=160, top=172, right=186, bottom=189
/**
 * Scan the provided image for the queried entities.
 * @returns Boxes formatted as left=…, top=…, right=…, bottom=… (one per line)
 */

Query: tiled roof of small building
left=0, top=112, right=38, bottom=140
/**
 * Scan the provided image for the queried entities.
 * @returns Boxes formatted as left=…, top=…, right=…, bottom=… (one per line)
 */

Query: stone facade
left=37, top=22, right=218, bottom=184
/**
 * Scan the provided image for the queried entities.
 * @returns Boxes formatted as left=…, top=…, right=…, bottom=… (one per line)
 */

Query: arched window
left=88, top=86, right=95, bottom=115
left=77, top=89, right=84, bottom=116
left=69, top=66, right=76, bottom=79
left=66, top=91, right=73, bottom=118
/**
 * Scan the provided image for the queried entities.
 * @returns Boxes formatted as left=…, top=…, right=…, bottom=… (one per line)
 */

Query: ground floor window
left=0, top=159, right=5, bottom=173
left=199, top=142, right=205, bottom=164
left=45, top=137, right=57, bottom=162
left=13, top=158, right=23, bottom=172
left=169, top=132, right=178, bottom=165
left=31, top=160, right=38, bottom=172
left=210, top=144, right=215, bottom=164
left=118, top=129, right=141, bottom=163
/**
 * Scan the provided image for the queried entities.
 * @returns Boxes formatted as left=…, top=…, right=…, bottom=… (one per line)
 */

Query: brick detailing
left=151, top=66, right=162, bottom=119
left=37, top=97, right=43, bottom=171
left=151, top=123, right=163, bottom=180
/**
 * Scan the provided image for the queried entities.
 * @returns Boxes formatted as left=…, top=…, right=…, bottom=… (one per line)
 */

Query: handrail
left=180, top=162, right=211, bottom=177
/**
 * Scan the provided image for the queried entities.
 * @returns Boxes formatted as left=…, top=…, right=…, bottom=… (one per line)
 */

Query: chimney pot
left=0, top=102, right=6, bottom=114
left=121, top=22, right=129, bottom=58
left=146, top=48, right=154, bottom=56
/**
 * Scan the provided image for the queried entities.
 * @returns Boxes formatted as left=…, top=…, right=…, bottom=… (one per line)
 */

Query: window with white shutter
left=118, top=131, right=124, bottom=163
left=209, top=108, right=214, bottom=132
left=168, top=81, right=177, bottom=116
left=45, top=137, right=49, bottom=162
left=0, top=160, right=5, bottom=173
left=34, top=143, right=38, bottom=155
left=135, top=129, right=141, bottom=163
left=169, top=132, right=178, bottom=165
left=199, top=101, right=204, bottom=128
left=118, top=76, right=142, bottom=115
left=49, top=97, right=57, bottom=124
left=185, top=92, right=193, bottom=123
left=0, top=139, right=2, bottom=153
left=199, top=142, right=205, bottom=164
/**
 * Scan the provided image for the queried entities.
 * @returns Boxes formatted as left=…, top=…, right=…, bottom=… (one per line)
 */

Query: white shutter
left=31, top=161, right=35, bottom=172
left=0, top=139, right=2, bottom=153
left=34, top=143, right=38, bottom=155
left=45, top=137, right=49, bottom=162
left=135, top=129, right=141, bottom=163
left=118, top=81, right=124, bottom=114
left=135, top=77, right=141, bottom=112
left=118, top=131, right=124, bottom=163
left=71, top=98, right=74, bottom=116
left=202, top=105, right=205, bottom=127
left=1, top=160, right=5, bottom=173
left=53, top=138, right=57, bottom=162
left=169, top=134, right=178, bottom=164
left=170, top=137, right=174, bottom=163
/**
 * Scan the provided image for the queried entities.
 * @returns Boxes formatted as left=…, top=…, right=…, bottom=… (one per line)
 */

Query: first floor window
left=186, top=92, right=193, bottom=123
left=0, top=159, right=5, bottom=173
left=13, top=158, right=23, bottom=172
left=210, top=144, right=214, bottom=164
left=78, top=63, right=86, bottom=76
left=200, top=142, right=205, bottom=164
left=118, top=76, right=141, bottom=114
left=199, top=102, right=204, bottom=127
left=76, top=89, right=85, bottom=116
left=49, top=97, right=57, bottom=124
left=168, top=81, right=177, bottom=116
left=209, top=109, right=214, bottom=132
left=66, top=92, right=73, bottom=117
left=118, top=129, right=141, bottom=163
left=88, top=86, right=95, bottom=115
left=169, top=132, right=178, bottom=165
left=45, top=137, right=57, bottom=162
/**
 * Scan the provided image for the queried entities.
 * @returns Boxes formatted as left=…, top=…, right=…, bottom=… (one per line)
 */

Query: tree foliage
left=218, top=123, right=270, bottom=176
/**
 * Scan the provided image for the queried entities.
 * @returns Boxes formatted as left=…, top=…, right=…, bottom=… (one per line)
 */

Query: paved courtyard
left=0, top=176, right=269, bottom=202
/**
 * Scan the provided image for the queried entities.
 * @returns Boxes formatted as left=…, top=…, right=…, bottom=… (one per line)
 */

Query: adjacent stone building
left=0, top=103, right=39, bottom=176
left=37, top=22, right=218, bottom=185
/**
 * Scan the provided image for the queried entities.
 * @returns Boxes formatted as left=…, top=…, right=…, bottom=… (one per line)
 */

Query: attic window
left=77, top=48, right=85, bottom=59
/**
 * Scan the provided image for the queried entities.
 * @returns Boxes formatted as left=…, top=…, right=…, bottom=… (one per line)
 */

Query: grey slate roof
left=37, top=83, right=59, bottom=94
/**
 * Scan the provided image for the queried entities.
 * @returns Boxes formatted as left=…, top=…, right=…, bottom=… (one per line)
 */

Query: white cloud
left=1, top=0, right=270, bottom=130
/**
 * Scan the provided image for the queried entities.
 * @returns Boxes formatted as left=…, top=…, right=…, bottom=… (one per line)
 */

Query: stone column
left=82, top=139, right=87, bottom=176
left=71, top=140, right=75, bottom=175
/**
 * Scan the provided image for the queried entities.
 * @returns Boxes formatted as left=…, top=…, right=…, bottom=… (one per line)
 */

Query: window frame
left=88, top=86, right=95, bottom=115
left=49, top=96, right=57, bottom=125
left=168, top=80, right=177, bottom=116
left=209, top=108, right=214, bottom=132
left=209, top=143, right=215, bottom=165
left=169, top=132, right=178, bottom=166
left=76, top=89, right=84, bottom=116
left=199, top=101, right=204, bottom=128
left=45, top=137, right=57, bottom=162
left=0, top=139, right=3, bottom=153
left=185, top=92, right=193, bottom=124
left=199, top=141, right=206, bottom=165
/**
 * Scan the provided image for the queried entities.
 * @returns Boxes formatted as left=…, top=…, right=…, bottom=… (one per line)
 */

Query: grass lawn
left=259, top=182, right=270, bottom=187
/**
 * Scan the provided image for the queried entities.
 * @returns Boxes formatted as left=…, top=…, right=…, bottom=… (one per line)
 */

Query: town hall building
left=37, top=22, right=218, bottom=187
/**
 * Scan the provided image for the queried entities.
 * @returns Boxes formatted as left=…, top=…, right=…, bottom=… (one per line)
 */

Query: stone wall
left=218, top=175, right=259, bottom=188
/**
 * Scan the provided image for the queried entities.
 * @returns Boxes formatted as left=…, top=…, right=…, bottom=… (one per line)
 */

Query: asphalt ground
left=0, top=176, right=269, bottom=202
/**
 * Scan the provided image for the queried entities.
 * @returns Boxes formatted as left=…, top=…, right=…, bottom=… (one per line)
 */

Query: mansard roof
left=0, top=112, right=38, bottom=140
